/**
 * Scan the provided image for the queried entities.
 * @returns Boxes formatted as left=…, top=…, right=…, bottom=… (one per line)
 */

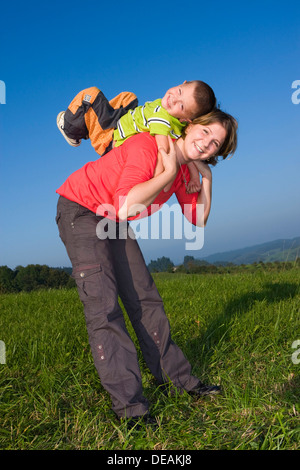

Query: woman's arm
left=118, top=136, right=178, bottom=220
left=193, top=160, right=212, bottom=227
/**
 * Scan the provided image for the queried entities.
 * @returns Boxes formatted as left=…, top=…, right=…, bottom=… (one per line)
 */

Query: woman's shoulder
left=120, top=133, right=158, bottom=173
left=123, top=132, right=157, bottom=150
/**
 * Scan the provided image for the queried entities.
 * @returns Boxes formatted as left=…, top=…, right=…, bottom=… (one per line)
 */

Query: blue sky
left=1, top=0, right=299, bottom=268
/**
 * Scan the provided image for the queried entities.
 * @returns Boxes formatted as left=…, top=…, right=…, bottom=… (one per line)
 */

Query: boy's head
left=161, top=80, right=216, bottom=123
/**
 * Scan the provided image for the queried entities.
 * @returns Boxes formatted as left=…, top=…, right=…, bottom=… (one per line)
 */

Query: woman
left=55, top=109, right=238, bottom=426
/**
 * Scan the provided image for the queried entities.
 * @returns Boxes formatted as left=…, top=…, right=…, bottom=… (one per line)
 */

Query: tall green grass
left=0, top=269, right=299, bottom=450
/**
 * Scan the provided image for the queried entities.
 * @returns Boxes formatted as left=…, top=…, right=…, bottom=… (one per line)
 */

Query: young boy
left=57, top=81, right=216, bottom=192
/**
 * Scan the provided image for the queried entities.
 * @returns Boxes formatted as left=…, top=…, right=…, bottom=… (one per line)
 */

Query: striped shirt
left=113, top=98, right=186, bottom=146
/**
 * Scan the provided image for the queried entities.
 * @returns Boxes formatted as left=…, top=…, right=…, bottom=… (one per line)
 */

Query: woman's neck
left=174, top=138, right=186, bottom=165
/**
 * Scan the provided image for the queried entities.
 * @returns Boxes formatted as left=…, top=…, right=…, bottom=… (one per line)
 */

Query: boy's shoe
left=56, top=111, right=81, bottom=147
left=188, top=382, right=221, bottom=397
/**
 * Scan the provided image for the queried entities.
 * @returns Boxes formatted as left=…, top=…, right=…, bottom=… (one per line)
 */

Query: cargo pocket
left=55, top=211, right=61, bottom=225
left=72, top=264, right=103, bottom=302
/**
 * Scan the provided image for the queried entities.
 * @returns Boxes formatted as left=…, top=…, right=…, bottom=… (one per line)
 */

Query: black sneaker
left=188, top=382, right=221, bottom=397
left=57, top=111, right=81, bottom=147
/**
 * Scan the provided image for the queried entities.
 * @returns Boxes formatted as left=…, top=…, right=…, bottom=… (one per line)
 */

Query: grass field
left=0, top=268, right=299, bottom=450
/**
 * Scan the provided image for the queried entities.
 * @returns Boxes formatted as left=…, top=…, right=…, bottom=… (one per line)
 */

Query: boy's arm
left=155, top=134, right=170, bottom=152
left=175, top=159, right=212, bottom=227
left=154, top=135, right=170, bottom=173
left=186, top=161, right=202, bottom=193
left=154, top=135, right=173, bottom=191
left=194, top=161, right=212, bottom=226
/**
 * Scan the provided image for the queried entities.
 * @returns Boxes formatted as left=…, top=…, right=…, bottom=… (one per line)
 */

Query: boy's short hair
left=187, top=80, right=217, bottom=118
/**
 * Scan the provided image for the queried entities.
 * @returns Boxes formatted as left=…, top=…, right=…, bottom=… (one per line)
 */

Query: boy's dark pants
left=63, top=87, right=138, bottom=155
left=56, top=196, right=199, bottom=418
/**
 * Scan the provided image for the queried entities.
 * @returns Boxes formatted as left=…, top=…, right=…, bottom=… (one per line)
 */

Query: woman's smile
left=184, top=122, right=227, bottom=161
left=194, top=142, right=204, bottom=155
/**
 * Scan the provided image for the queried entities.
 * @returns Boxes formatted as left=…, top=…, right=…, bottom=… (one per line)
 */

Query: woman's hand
left=158, top=136, right=178, bottom=177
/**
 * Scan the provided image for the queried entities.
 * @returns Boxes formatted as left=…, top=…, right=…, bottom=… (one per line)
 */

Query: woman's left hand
left=158, top=136, right=178, bottom=177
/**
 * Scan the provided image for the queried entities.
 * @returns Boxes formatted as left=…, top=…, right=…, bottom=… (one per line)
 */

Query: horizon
left=2, top=234, right=299, bottom=270
left=1, top=1, right=300, bottom=269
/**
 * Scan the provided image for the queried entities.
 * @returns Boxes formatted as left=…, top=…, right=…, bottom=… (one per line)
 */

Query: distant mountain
left=201, top=237, right=300, bottom=265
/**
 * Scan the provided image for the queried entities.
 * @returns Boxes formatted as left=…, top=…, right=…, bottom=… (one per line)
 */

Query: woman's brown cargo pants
left=56, top=195, right=199, bottom=418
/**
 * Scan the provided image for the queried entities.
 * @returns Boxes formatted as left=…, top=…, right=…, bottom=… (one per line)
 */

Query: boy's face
left=161, top=81, right=198, bottom=122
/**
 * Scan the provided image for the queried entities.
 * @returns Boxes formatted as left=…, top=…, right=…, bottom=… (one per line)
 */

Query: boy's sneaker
left=56, top=111, right=81, bottom=147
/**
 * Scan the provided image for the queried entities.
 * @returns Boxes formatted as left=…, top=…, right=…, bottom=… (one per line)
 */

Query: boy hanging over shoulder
left=57, top=80, right=216, bottom=193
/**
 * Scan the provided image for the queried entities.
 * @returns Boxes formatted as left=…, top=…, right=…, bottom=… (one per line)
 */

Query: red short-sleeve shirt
left=56, top=133, right=198, bottom=225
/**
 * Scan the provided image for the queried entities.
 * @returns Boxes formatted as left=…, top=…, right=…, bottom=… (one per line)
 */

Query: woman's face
left=183, top=122, right=227, bottom=162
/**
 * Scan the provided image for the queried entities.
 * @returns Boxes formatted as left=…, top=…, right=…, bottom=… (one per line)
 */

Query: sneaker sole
left=56, top=111, right=81, bottom=147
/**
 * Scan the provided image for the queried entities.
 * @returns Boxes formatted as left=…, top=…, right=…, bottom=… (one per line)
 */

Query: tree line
left=147, top=255, right=300, bottom=274
left=0, top=256, right=299, bottom=293
left=0, top=265, right=75, bottom=294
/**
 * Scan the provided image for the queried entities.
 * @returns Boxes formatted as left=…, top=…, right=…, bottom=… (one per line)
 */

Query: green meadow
left=0, top=268, right=299, bottom=450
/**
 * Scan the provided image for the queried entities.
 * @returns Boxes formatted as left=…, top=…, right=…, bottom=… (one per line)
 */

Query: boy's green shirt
left=113, top=98, right=187, bottom=146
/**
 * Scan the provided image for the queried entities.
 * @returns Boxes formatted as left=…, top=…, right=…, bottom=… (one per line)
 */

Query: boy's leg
left=63, top=87, right=100, bottom=141
left=61, top=87, right=138, bottom=155
left=55, top=197, right=149, bottom=418
left=109, top=227, right=200, bottom=393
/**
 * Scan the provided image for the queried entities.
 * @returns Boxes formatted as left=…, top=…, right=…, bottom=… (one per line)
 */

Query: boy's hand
left=186, top=178, right=202, bottom=194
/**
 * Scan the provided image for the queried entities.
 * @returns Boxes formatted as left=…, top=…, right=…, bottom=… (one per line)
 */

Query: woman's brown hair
left=182, top=108, right=238, bottom=166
